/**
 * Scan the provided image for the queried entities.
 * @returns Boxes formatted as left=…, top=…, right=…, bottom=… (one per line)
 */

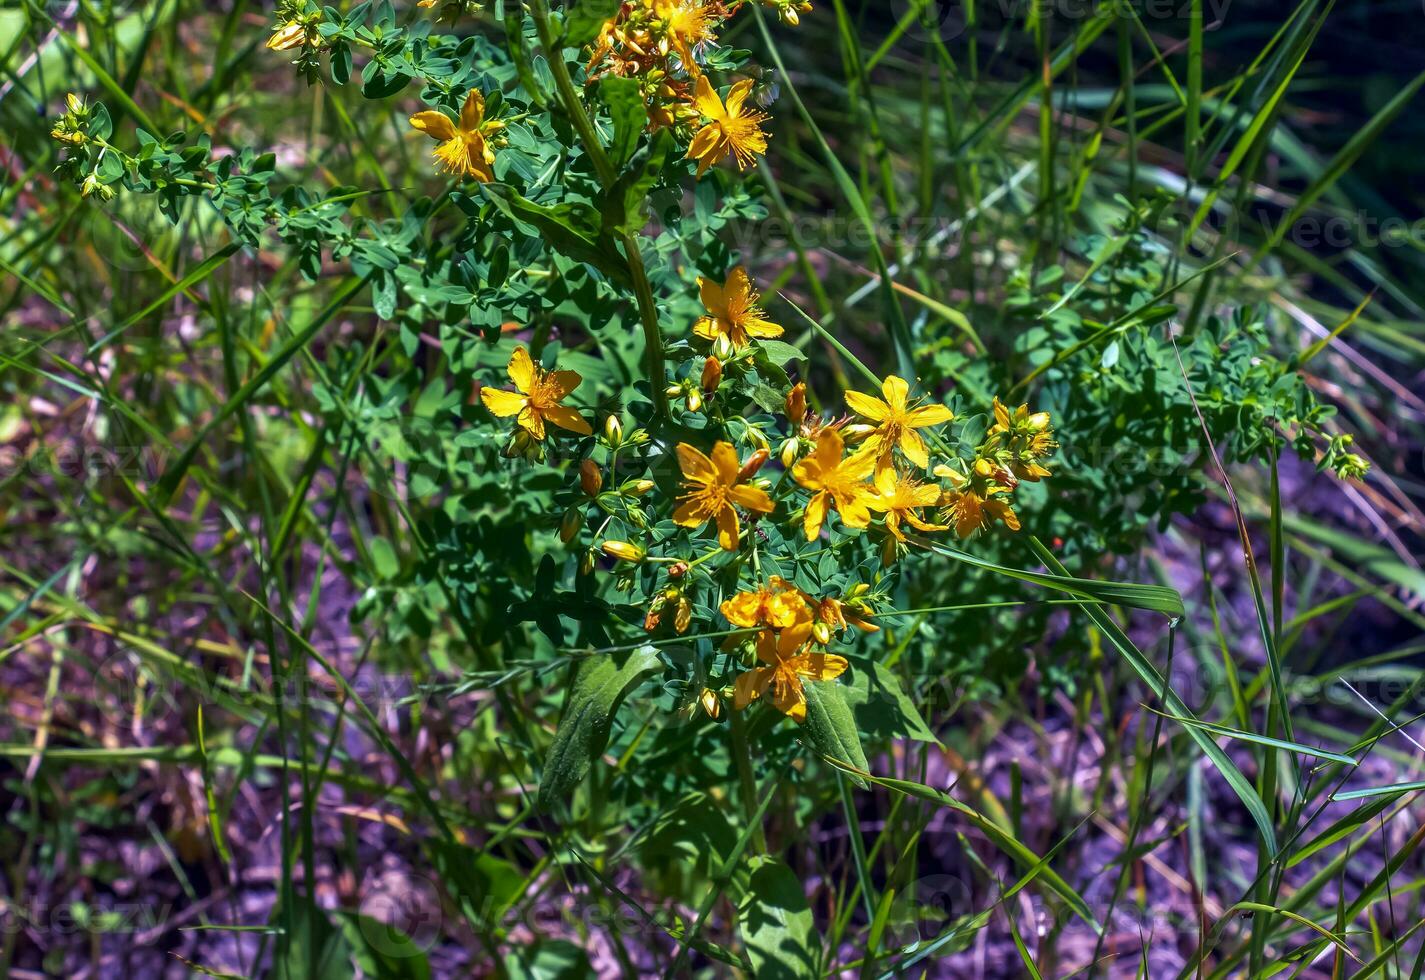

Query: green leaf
left=738, top=858, right=817, bottom=980
left=1026, top=537, right=1277, bottom=854
left=563, top=0, right=621, bottom=47
left=427, top=840, right=525, bottom=929
left=800, top=681, right=868, bottom=787
left=599, top=76, right=646, bottom=168
left=755, top=339, right=807, bottom=368
left=842, top=660, right=939, bottom=745
left=504, top=939, right=595, bottom=979
left=912, top=535, right=1185, bottom=617
left=607, top=129, right=673, bottom=235
left=333, top=912, right=432, bottom=980
left=481, top=183, right=633, bottom=288
left=271, top=900, right=355, bottom=980
left=538, top=646, right=662, bottom=809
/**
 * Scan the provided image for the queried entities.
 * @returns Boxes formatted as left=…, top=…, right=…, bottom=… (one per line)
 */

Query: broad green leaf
left=334, top=912, right=433, bottom=980
left=503, top=939, right=595, bottom=979
left=538, top=646, right=662, bottom=809
left=427, top=841, right=525, bottom=929
left=562, top=0, right=621, bottom=47
left=801, top=681, right=869, bottom=787
left=271, top=900, right=355, bottom=980
left=738, top=858, right=817, bottom=980
left=481, top=183, right=633, bottom=288
left=841, top=660, right=939, bottom=745
left=599, top=76, right=646, bottom=168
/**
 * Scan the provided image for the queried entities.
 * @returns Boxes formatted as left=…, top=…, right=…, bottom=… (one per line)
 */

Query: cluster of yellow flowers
left=587, top=0, right=789, bottom=177
left=398, top=0, right=791, bottom=183
left=478, top=324, right=1058, bottom=720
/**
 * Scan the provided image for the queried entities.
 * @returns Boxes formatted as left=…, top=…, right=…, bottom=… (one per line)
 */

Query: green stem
left=729, top=706, right=768, bottom=854
left=525, top=0, right=670, bottom=419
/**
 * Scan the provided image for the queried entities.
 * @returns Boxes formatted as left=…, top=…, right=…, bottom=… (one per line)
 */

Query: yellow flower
left=845, top=375, right=953, bottom=471
left=481, top=346, right=593, bottom=440
left=936, top=460, right=1020, bottom=538
left=791, top=428, right=877, bottom=541
left=686, top=76, right=769, bottom=177
left=987, top=397, right=1056, bottom=482
left=266, top=19, right=313, bottom=51
left=721, top=576, right=810, bottom=628
left=647, top=0, right=716, bottom=70
left=869, top=467, right=946, bottom=542
left=698, top=687, right=722, bottom=720
left=602, top=540, right=645, bottom=561
left=817, top=596, right=879, bottom=634
left=941, top=489, right=1020, bottom=538
left=673, top=441, right=775, bottom=551
left=409, top=89, right=503, bottom=182
left=693, top=266, right=784, bottom=351
left=734, top=620, right=848, bottom=722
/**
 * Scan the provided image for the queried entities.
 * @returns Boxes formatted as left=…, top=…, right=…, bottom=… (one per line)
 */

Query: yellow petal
left=797, top=653, right=848, bottom=682
left=881, top=375, right=910, bottom=412
left=725, top=78, right=756, bottom=118
left=517, top=406, right=546, bottom=441
left=803, top=490, right=828, bottom=541
left=734, top=668, right=771, bottom=710
left=710, top=441, right=741, bottom=485
left=544, top=369, right=582, bottom=399
left=676, top=443, right=718, bottom=485
left=673, top=496, right=715, bottom=528
left=692, top=74, right=725, bottom=119
left=844, top=389, right=890, bottom=422
left=715, top=504, right=740, bottom=550
left=507, top=346, right=535, bottom=392
left=409, top=110, right=457, bottom=142
left=772, top=679, right=807, bottom=721
left=906, top=404, right=954, bottom=428
left=542, top=403, right=593, bottom=436
left=898, top=428, right=929, bottom=469
left=697, top=275, right=726, bottom=317
left=729, top=484, right=774, bottom=514
left=721, top=591, right=765, bottom=628
left=481, top=388, right=527, bottom=418
left=459, top=88, right=485, bottom=132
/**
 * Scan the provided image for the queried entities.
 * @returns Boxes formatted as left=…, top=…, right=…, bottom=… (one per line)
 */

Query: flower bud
left=812, top=622, right=833, bottom=645
left=668, top=561, right=689, bottom=579
left=579, top=549, right=596, bottom=577
left=700, top=356, right=722, bottom=393
left=785, top=382, right=807, bottom=425
left=604, top=414, right=623, bottom=446
left=779, top=437, right=800, bottom=469
left=665, top=384, right=683, bottom=398
left=738, top=448, right=770, bottom=482
left=624, top=479, right=655, bottom=496
left=745, top=426, right=770, bottom=453
left=686, top=387, right=703, bottom=413
left=644, top=594, right=667, bottom=632
left=713, top=334, right=734, bottom=360
left=601, top=541, right=644, bottom=562
left=559, top=507, right=583, bottom=544
left=698, top=688, right=721, bottom=720
left=579, top=459, right=602, bottom=496
left=674, top=596, right=692, bottom=634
